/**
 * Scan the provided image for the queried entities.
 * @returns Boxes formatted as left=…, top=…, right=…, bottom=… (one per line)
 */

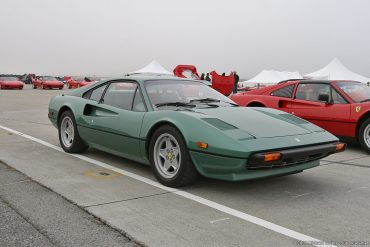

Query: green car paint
left=48, top=75, right=340, bottom=181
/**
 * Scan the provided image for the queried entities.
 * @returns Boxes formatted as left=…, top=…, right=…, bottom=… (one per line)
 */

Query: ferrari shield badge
left=356, top=106, right=361, bottom=113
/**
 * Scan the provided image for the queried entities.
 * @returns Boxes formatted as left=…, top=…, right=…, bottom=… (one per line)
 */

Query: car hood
left=189, top=107, right=321, bottom=139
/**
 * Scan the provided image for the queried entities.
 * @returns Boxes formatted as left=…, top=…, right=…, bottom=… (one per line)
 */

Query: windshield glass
left=145, top=80, right=236, bottom=110
left=0, top=76, right=19, bottom=81
left=40, top=76, right=58, bottom=81
left=336, top=81, right=370, bottom=103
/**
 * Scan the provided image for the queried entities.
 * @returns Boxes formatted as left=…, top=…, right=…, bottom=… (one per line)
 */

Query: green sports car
left=48, top=75, right=345, bottom=187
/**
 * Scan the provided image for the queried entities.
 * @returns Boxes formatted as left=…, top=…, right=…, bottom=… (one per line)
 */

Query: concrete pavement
left=0, top=160, right=138, bottom=247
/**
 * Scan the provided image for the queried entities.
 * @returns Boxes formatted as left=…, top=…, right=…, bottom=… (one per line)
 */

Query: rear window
left=270, top=84, right=295, bottom=98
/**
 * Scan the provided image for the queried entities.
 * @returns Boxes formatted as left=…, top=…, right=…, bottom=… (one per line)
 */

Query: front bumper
left=247, top=143, right=344, bottom=168
left=189, top=142, right=344, bottom=181
left=1, top=84, right=23, bottom=89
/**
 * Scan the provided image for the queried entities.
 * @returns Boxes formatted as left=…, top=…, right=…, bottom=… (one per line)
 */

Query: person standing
left=205, top=73, right=211, bottom=82
left=200, top=73, right=205, bottom=80
left=233, top=71, right=239, bottom=93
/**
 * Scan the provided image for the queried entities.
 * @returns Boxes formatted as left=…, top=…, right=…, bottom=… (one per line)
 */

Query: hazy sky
left=1, top=0, right=369, bottom=78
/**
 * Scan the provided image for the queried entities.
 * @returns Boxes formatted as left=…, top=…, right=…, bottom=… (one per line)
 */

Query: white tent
left=304, top=58, right=369, bottom=83
left=129, top=60, right=172, bottom=75
left=240, top=70, right=302, bottom=87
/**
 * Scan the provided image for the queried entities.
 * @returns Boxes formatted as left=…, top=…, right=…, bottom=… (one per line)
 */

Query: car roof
left=104, top=74, right=201, bottom=84
left=279, top=79, right=361, bottom=84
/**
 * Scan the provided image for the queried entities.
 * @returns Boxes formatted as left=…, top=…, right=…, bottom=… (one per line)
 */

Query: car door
left=290, top=82, right=351, bottom=136
left=80, top=80, right=146, bottom=160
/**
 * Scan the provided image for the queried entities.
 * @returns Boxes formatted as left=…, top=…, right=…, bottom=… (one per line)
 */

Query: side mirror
left=318, top=94, right=332, bottom=104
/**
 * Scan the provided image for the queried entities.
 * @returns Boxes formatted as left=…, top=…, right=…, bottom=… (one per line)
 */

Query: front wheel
left=58, top=111, right=88, bottom=153
left=358, top=118, right=370, bottom=152
left=32, top=83, right=37, bottom=89
left=149, top=125, right=198, bottom=187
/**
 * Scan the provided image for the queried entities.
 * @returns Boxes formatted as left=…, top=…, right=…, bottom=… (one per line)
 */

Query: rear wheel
left=149, top=125, right=198, bottom=187
left=58, top=110, right=88, bottom=153
left=358, top=118, right=370, bottom=152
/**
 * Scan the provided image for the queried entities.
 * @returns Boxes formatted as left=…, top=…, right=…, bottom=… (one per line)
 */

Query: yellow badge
left=356, top=106, right=361, bottom=113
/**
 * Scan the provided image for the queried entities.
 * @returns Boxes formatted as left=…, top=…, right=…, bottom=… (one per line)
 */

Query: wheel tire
left=32, top=83, right=36, bottom=89
left=149, top=125, right=199, bottom=187
left=67, top=83, right=72, bottom=89
left=358, top=118, right=370, bottom=152
left=58, top=110, right=88, bottom=153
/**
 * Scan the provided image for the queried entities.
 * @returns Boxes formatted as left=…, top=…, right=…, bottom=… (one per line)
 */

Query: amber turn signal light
left=197, top=142, right=208, bottom=149
left=264, top=152, right=281, bottom=162
left=335, top=143, right=346, bottom=152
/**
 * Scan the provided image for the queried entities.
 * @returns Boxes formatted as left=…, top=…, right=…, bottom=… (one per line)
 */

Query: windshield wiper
left=190, top=98, right=239, bottom=107
left=190, top=97, right=220, bottom=103
left=155, top=102, right=196, bottom=108
left=360, top=99, right=370, bottom=103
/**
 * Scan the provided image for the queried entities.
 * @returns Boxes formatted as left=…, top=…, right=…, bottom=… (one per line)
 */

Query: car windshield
left=145, top=80, right=237, bottom=110
left=0, top=76, right=19, bottom=81
left=41, top=76, right=58, bottom=81
left=336, top=81, right=370, bottom=103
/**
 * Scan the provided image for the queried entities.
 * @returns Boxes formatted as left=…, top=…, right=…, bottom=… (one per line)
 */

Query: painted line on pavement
left=0, top=124, right=335, bottom=247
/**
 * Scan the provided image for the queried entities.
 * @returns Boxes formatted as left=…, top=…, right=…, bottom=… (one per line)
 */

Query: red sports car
left=33, top=76, right=64, bottom=90
left=0, top=76, right=24, bottom=89
left=65, top=76, right=94, bottom=89
left=231, top=80, right=370, bottom=152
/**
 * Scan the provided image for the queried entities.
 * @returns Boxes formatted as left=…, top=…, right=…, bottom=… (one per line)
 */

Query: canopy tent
left=240, top=70, right=302, bottom=87
left=304, top=58, right=369, bottom=83
left=129, top=60, right=173, bottom=75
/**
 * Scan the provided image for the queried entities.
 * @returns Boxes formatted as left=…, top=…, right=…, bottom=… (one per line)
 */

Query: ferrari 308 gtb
left=48, top=76, right=344, bottom=187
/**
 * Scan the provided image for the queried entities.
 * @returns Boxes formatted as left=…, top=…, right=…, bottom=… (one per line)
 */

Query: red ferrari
left=65, top=76, right=94, bottom=89
left=0, top=76, right=24, bottom=89
left=33, top=76, right=64, bottom=90
left=231, top=80, right=370, bottom=152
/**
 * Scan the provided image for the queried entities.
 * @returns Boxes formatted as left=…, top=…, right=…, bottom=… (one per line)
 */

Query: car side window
left=331, top=88, right=347, bottom=104
left=84, top=84, right=107, bottom=101
left=102, top=82, right=137, bottom=110
left=270, top=84, right=295, bottom=98
left=295, top=83, right=330, bottom=102
left=132, top=88, right=146, bottom=112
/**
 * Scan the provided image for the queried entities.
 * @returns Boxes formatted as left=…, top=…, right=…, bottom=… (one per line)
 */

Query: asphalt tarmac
left=0, top=86, right=369, bottom=247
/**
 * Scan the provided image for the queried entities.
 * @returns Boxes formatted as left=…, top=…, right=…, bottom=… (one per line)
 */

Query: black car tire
left=358, top=118, right=370, bottom=153
left=58, top=110, right=88, bottom=153
left=149, top=125, right=199, bottom=187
